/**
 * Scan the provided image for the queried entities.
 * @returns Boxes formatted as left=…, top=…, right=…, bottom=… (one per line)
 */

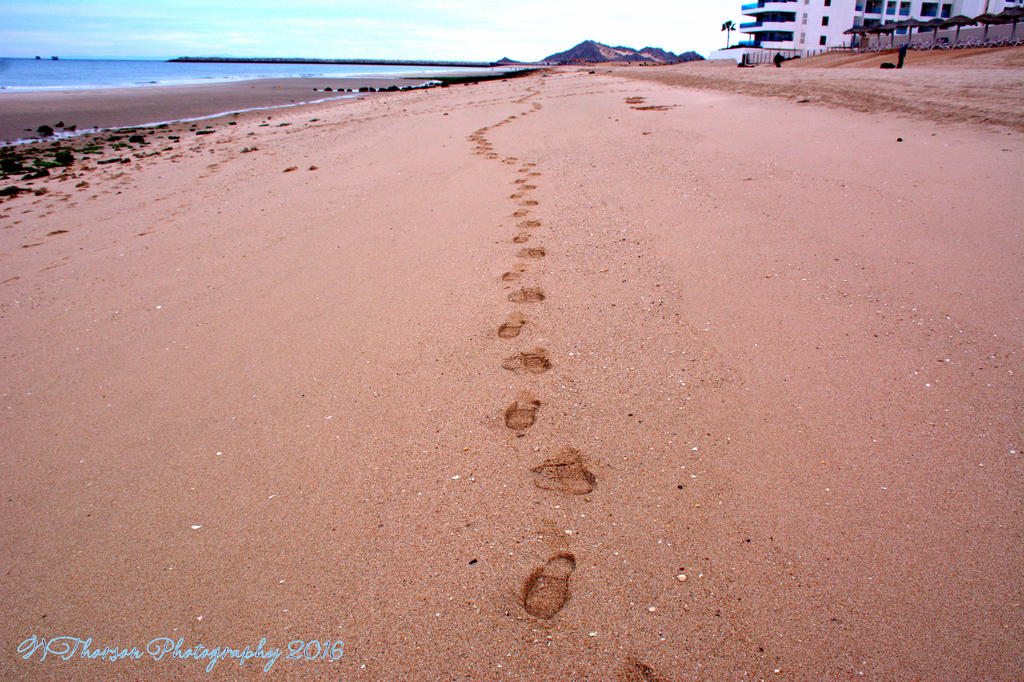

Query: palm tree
left=722, top=20, right=736, bottom=48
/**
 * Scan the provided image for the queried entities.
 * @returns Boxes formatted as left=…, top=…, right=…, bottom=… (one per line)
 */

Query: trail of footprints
left=468, top=89, right=598, bottom=623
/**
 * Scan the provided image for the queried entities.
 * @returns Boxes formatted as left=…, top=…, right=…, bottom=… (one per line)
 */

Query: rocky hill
left=541, top=40, right=704, bottom=65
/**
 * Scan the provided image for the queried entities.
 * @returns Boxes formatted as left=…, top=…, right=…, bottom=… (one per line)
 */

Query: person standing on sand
left=773, top=53, right=783, bottom=68
left=898, top=43, right=908, bottom=68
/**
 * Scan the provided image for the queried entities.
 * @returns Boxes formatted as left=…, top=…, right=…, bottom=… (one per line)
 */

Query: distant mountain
left=541, top=40, right=704, bottom=65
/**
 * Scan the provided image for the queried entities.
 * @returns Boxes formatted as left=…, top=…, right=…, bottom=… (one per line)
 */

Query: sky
left=0, top=0, right=744, bottom=62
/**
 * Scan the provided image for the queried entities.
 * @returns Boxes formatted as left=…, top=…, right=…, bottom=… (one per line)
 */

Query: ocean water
left=0, top=58, right=484, bottom=92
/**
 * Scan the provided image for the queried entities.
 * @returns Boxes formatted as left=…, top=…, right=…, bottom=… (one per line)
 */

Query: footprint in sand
left=498, top=312, right=526, bottom=339
left=517, top=247, right=546, bottom=259
left=512, top=232, right=530, bottom=244
left=621, top=659, right=665, bottom=682
left=508, top=287, right=544, bottom=303
left=501, top=271, right=523, bottom=282
left=504, top=392, right=540, bottom=430
left=523, top=553, right=576, bottom=619
left=514, top=178, right=528, bottom=185
left=519, top=219, right=541, bottom=229
left=522, top=185, right=537, bottom=191
left=510, top=193, right=524, bottom=200
left=530, top=447, right=596, bottom=494
left=501, top=348, right=551, bottom=374
left=520, top=200, right=538, bottom=206
left=512, top=210, right=528, bottom=218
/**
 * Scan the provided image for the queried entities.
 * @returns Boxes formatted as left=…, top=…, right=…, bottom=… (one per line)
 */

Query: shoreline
left=168, top=56, right=500, bottom=67
left=0, top=77, right=435, bottom=145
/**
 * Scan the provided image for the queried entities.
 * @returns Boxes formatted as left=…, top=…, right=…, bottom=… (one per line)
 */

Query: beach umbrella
left=876, top=22, right=899, bottom=49
left=867, top=22, right=897, bottom=49
left=895, top=17, right=929, bottom=43
left=924, top=18, right=946, bottom=45
left=1000, top=7, right=1024, bottom=41
left=926, top=17, right=946, bottom=44
left=860, top=25, right=881, bottom=49
left=974, top=13, right=1009, bottom=42
left=843, top=25, right=867, bottom=48
left=942, top=15, right=978, bottom=45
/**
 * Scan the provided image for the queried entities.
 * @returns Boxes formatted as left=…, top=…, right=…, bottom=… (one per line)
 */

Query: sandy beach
left=1, top=50, right=1022, bottom=680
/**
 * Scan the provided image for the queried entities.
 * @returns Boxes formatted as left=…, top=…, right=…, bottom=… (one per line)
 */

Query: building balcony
left=742, top=11, right=795, bottom=25
left=748, top=30, right=796, bottom=45
left=741, top=21, right=797, bottom=33
left=742, top=0, right=799, bottom=17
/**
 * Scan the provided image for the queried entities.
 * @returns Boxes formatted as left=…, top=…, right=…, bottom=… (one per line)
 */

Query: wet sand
left=0, top=77, right=433, bottom=143
left=1, top=55, right=1021, bottom=679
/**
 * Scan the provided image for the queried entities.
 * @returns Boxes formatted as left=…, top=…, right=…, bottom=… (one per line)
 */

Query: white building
left=711, top=0, right=1023, bottom=60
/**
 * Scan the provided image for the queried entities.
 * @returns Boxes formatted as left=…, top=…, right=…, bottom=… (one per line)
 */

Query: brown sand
left=1, top=58, right=1021, bottom=679
left=615, top=46, right=1024, bottom=131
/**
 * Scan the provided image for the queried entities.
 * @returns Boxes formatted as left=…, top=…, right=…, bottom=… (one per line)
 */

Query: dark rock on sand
left=1, top=158, right=25, bottom=174
left=0, top=185, right=25, bottom=197
left=37, top=125, right=54, bottom=137
left=128, top=134, right=145, bottom=144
